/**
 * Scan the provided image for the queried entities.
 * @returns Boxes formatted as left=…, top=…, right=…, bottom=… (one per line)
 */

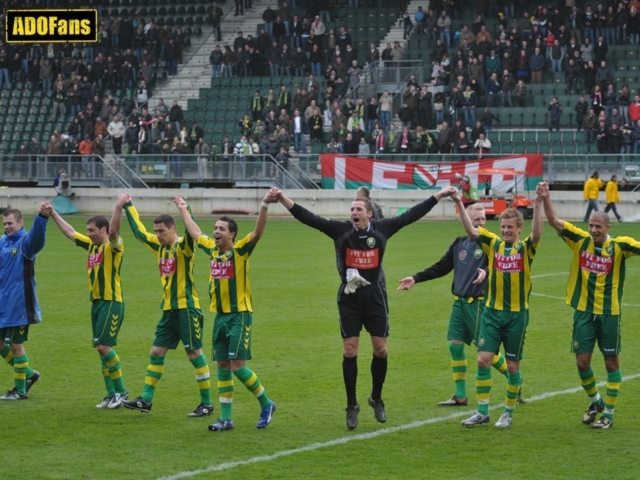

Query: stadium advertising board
left=320, top=154, right=543, bottom=192
left=5, top=9, right=98, bottom=44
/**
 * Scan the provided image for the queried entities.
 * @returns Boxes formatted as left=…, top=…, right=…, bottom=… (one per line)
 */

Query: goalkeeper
left=272, top=186, right=456, bottom=430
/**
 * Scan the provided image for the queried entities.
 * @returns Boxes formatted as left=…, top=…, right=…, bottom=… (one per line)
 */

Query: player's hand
left=471, top=268, right=486, bottom=284
left=344, top=268, right=371, bottom=294
left=397, top=277, right=416, bottom=291
left=263, top=187, right=279, bottom=204
left=121, top=193, right=132, bottom=205
left=451, top=188, right=460, bottom=202
left=115, top=194, right=129, bottom=208
left=435, top=186, right=457, bottom=200
left=174, top=195, right=187, bottom=208
left=39, top=202, right=53, bottom=217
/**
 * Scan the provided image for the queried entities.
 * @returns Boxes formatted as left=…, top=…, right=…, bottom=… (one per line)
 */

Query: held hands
left=266, top=187, right=283, bottom=203
left=396, top=277, right=416, bottom=291
left=263, top=187, right=280, bottom=204
left=344, top=268, right=371, bottom=294
left=435, top=186, right=458, bottom=201
left=39, top=202, right=53, bottom=218
left=116, top=193, right=131, bottom=208
left=471, top=268, right=486, bottom=285
left=173, top=195, right=187, bottom=209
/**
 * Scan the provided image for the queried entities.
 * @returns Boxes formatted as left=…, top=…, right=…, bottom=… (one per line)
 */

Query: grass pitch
left=4, top=214, right=640, bottom=480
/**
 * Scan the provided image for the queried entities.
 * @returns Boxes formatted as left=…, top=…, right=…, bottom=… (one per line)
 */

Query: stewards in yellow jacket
left=604, top=175, right=623, bottom=222
left=583, top=172, right=605, bottom=222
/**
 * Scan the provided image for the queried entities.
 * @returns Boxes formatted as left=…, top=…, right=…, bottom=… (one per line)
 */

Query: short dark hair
left=353, top=197, right=373, bottom=213
left=154, top=214, right=176, bottom=229
left=357, top=186, right=371, bottom=199
left=218, top=216, right=238, bottom=240
left=87, top=215, right=109, bottom=232
left=3, top=208, right=22, bottom=222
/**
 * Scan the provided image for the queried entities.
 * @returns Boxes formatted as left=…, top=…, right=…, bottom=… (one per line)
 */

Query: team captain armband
left=109, top=236, right=122, bottom=249
left=346, top=248, right=379, bottom=269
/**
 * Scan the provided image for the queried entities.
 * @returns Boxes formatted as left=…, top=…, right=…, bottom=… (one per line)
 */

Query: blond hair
left=499, top=208, right=524, bottom=227
left=465, top=203, right=485, bottom=213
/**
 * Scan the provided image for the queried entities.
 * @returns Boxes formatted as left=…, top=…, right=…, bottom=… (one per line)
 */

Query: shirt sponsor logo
left=493, top=251, right=524, bottom=273
left=211, top=259, right=234, bottom=279
left=459, top=249, right=467, bottom=260
left=579, top=250, right=612, bottom=275
left=159, top=257, right=177, bottom=276
left=6, top=9, right=98, bottom=44
left=346, top=248, right=379, bottom=269
left=88, top=250, right=103, bottom=269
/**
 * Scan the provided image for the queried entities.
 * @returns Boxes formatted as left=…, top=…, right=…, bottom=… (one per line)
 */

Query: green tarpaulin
left=51, top=195, right=79, bottom=215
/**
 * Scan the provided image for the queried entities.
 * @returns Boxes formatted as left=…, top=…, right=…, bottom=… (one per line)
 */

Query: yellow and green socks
left=102, top=350, right=126, bottom=394
left=234, top=366, right=271, bottom=409
left=1, top=345, right=34, bottom=378
left=101, top=360, right=116, bottom=396
left=476, top=367, right=492, bottom=416
left=603, top=369, right=622, bottom=420
left=579, top=367, right=602, bottom=406
left=449, top=343, right=467, bottom=399
left=142, top=355, right=165, bottom=403
left=504, top=370, right=522, bottom=416
left=13, top=354, right=29, bottom=394
left=492, top=353, right=509, bottom=378
left=190, top=354, right=211, bottom=406
left=218, top=368, right=234, bottom=420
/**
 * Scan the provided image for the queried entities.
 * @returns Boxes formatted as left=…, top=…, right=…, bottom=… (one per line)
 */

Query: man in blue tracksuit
left=0, top=204, right=50, bottom=400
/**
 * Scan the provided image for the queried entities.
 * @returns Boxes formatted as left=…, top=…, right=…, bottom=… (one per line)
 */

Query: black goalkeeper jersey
left=288, top=196, right=439, bottom=285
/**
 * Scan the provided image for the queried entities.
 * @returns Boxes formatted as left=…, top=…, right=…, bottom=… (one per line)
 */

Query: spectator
left=437, top=11, right=452, bottom=47
left=78, top=135, right=93, bottom=178
left=358, top=137, right=370, bottom=157
left=500, top=69, right=515, bottom=107
left=619, top=85, right=631, bottom=125
left=107, top=115, right=125, bottom=155
left=474, top=132, right=492, bottom=159
left=194, top=137, right=211, bottom=180
left=169, top=100, right=183, bottom=133
left=454, top=131, right=473, bottom=161
left=514, top=79, right=527, bottom=107
left=595, top=120, right=610, bottom=154
left=461, top=85, right=478, bottom=126
left=548, top=97, right=562, bottom=131
left=275, top=146, right=290, bottom=170
left=575, top=96, right=588, bottom=131
left=210, top=1, right=224, bottom=41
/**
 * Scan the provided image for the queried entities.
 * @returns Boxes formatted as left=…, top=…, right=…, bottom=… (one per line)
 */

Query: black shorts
left=337, top=284, right=389, bottom=339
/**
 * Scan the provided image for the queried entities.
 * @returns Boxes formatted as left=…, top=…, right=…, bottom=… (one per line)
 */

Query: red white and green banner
left=320, top=155, right=544, bottom=191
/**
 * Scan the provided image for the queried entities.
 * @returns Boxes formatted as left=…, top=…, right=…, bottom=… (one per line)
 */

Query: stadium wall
left=2, top=188, right=639, bottom=220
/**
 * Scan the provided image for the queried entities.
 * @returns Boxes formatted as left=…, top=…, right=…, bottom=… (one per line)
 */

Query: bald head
left=590, top=211, right=610, bottom=226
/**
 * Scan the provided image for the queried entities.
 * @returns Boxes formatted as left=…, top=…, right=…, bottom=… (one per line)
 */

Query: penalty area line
left=156, top=374, right=640, bottom=480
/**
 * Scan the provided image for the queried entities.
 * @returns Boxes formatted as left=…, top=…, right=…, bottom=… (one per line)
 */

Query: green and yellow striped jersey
left=124, top=203, right=200, bottom=311
left=560, top=222, right=640, bottom=315
left=197, top=233, right=255, bottom=314
left=74, top=232, right=124, bottom=303
left=477, top=226, right=538, bottom=312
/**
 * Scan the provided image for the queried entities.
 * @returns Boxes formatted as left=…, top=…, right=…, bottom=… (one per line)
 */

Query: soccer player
left=0, top=204, right=50, bottom=400
left=174, top=192, right=277, bottom=431
left=538, top=182, right=640, bottom=429
left=46, top=195, right=129, bottom=409
left=453, top=189, right=543, bottom=428
left=120, top=194, right=213, bottom=417
left=273, top=186, right=457, bottom=430
left=397, top=203, right=514, bottom=406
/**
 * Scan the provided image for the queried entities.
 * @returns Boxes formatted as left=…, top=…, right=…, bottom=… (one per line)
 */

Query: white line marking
left=530, top=271, right=640, bottom=307
left=156, top=374, right=640, bottom=480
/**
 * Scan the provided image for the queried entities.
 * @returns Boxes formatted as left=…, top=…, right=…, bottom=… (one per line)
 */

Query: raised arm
left=47, top=201, right=77, bottom=241
left=123, top=198, right=161, bottom=252
left=530, top=186, right=544, bottom=245
left=452, top=189, right=479, bottom=240
left=538, top=182, right=564, bottom=234
left=109, top=194, right=129, bottom=242
left=272, top=188, right=342, bottom=238
left=174, top=195, right=201, bottom=241
left=21, top=202, right=51, bottom=259
left=250, top=187, right=278, bottom=245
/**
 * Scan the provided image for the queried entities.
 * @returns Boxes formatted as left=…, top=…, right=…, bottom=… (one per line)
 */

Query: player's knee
left=96, top=344, right=111, bottom=356
left=343, top=343, right=358, bottom=357
left=604, top=355, right=619, bottom=372
left=373, top=345, right=387, bottom=358
left=576, top=357, right=591, bottom=371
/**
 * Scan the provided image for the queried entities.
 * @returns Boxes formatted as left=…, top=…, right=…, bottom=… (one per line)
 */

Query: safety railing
left=0, top=154, right=133, bottom=188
